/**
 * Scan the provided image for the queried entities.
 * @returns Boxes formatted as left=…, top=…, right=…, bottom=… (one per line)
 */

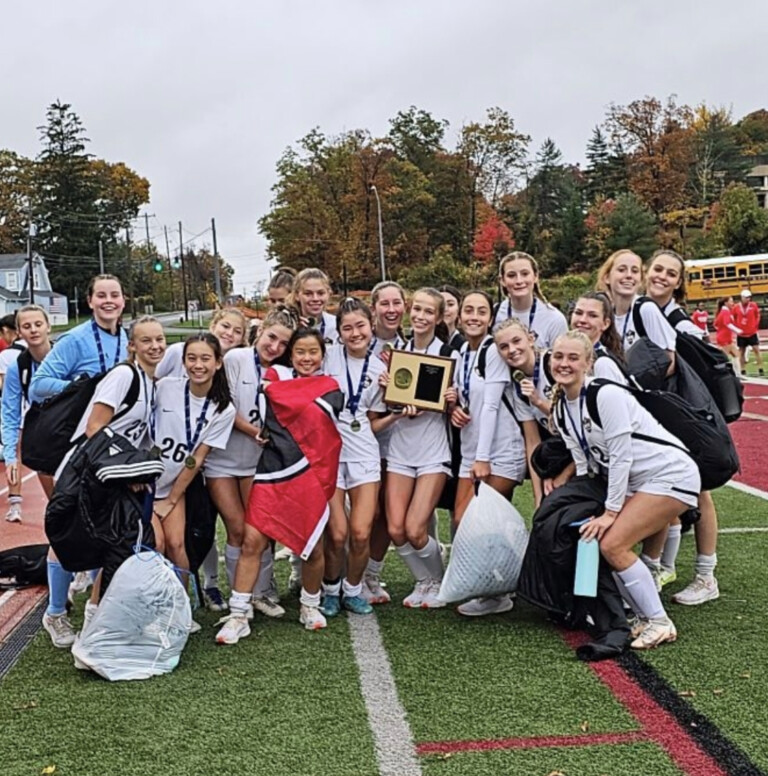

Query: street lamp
left=370, top=184, right=386, bottom=281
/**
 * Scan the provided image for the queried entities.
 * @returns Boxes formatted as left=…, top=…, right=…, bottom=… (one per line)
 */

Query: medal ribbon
left=184, top=381, right=212, bottom=456
left=91, top=319, right=122, bottom=373
left=461, top=336, right=490, bottom=407
left=507, top=296, right=537, bottom=331
left=562, top=387, right=592, bottom=465
left=344, top=347, right=371, bottom=419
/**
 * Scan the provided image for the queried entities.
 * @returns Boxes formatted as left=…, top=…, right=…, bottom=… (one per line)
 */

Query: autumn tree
left=710, top=183, right=768, bottom=255
left=584, top=193, right=658, bottom=265
left=0, top=150, right=33, bottom=253
left=473, top=210, right=514, bottom=264
left=734, top=109, right=768, bottom=156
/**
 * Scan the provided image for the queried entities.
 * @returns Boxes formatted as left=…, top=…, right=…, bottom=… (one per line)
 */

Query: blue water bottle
left=574, top=538, right=600, bottom=598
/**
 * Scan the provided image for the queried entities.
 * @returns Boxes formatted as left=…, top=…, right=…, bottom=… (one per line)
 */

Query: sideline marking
left=0, top=590, right=16, bottom=610
left=741, top=411, right=768, bottom=422
left=719, top=526, right=768, bottom=534
left=0, top=471, right=38, bottom=498
left=418, top=730, right=645, bottom=754
left=726, top=480, right=768, bottom=501
left=347, top=613, right=422, bottom=776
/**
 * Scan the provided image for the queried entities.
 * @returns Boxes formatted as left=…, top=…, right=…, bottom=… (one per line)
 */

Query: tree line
left=259, top=98, right=768, bottom=290
left=0, top=101, right=233, bottom=310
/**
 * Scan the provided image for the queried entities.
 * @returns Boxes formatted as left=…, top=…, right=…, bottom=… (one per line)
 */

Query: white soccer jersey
left=492, top=298, right=568, bottom=348
left=370, top=333, right=406, bottom=460
left=592, top=348, right=628, bottom=384
left=324, top=344, right=386, bottom=464
left=615, top=296, right=677, bottom=352
left=153, top=377, right=235, bottom=498
left=72, top=364, right=155, bottom=449
left=457, top=339, right=524, bottom=468
left=661, top=300, right=706, bottom=340
left=155, top=342, right=185, bottom=379
left=205, top=347, right=265, bottom=478
left=507, top=352, right=555, bottom=431
left=0, top=345, right=22, bottom=377
left=554, top=381, right=700, bottom=512
left=317, top=311, right=338, bottom=344
left=387, top=338, right=453, bottom=468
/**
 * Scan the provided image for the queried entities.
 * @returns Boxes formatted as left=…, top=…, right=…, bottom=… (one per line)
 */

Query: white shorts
left=631, top=461, right=701, bottom=509
left=458, top=457, right=526, bottom=483
left=336, top=460, right=381, bottom=491
left=386, top=461, right=452, bottom=479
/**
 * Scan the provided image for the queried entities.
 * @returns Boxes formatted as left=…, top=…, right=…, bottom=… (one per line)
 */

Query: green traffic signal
left=153, top=259, right=164, bottom=273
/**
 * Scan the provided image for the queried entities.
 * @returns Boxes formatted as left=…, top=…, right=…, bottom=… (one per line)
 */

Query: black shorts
left=737, top=334, right=759, bottom=349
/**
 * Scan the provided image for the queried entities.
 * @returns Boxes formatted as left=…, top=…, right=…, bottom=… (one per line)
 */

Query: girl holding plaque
left=203, top=307, right=297, bottom=619
left=492, top=252, right=567, bottom=347
left=322, top=299, right=388, bottom=617
left=152, top=334, right=235, bottom=583
left=385, top=288, right=454, bottom=610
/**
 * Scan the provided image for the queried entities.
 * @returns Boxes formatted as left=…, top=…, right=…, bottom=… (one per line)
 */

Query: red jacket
left=732, top=301, right=760, bottom=337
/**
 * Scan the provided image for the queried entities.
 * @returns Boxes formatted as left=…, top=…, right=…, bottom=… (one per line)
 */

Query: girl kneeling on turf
left=216, top=328, right=338, bottom=642
left=549, top=330, right=700, bottom=650
left=322, top=299, right=388, bottom=617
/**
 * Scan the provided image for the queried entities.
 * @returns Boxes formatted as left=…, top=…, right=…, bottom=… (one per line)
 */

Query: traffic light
left=153, top=258, right=165, bottom=273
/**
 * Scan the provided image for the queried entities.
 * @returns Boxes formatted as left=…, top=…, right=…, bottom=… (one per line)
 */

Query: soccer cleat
left=188, top=620, right=202, bottom=634
left=42, top=613, right=76, bottom=648
left=321, top=594, right=341, bottom=618
left=403, top=580, right=430, bottom=608
left=627, top=615, right=648, bottom=640
left=657, top=567, right=677, bottom=588
left=672, top=575, right=720, bottom=606
left=215, top=614, right=251, bottom=645
left=203, top=586, right=228, bottom=612
left=630, top=617, right=677, bottom=649
left=252, top=596, right=285, bottom=618
left=300, top=604, right=328, bottom=631
left=362, top=574, right=391, bottom=605
left=457, top=594, right=515, bottom=617
left=5, top=503, right=22, bottom=523
left=69, top=571, right=92, bottom=596
left=420, top=579, right=447, bottom=609
left=343, top=595, right=373, bottom=615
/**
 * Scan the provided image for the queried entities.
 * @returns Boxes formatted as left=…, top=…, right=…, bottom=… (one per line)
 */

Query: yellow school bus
left=685, top=254, right=768, bottom=301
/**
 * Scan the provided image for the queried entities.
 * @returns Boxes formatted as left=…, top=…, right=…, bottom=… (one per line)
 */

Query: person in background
left=0, top=313, right=18, bottom=356
left=266, top=268, right=297, bottom=308
left=714, top=297, right=741, bottom=367
left=732, top=289, right=763, bottom=376
left=438, top=285, right=465, bottom=352
left=691, top=302, right=710, bottom=338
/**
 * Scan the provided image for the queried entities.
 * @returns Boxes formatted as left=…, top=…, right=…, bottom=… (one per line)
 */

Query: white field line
left=718, top=526, right=768, bottom=534
left=0, top=471, right=38, bottom=498
left=726, top=479, right=768, bottom=501
left=0, top=589, right=16, bottom=611
left=347, top=613, right=422, bottom=776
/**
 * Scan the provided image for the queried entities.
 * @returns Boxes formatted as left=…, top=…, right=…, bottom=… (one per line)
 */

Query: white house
left=0, top=253, right=69, bottom=325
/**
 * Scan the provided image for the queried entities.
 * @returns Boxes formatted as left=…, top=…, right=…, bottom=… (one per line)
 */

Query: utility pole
left=164, top=225, right=175, bottom=311
left=125, top=227, right=136, bottom=319
left=179, top=221, right=189, bottom=321
left=211, top=217, right=223, bottom=305
left=72, top=286, right=80, bottom=323
left=98, top=239, right=105, bottom=274
left=27, top=221, right=35, bottom=304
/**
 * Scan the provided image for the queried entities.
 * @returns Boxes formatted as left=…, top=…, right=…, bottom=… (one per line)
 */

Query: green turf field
left=0, top=484, right=766, bottom=776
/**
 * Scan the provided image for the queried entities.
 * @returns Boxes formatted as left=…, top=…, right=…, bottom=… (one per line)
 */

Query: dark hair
left=182, top=333, right=231, bottom=413
left=498, top=251, right=549, bottom=303
left=87, top=273, right=123, bottom=299
left=0, top=314, right=17, bottom=331
left=647, top=249, right=687, bottom=303
left=460, top=289, right=494, bottom=311
left=336, top=297, right=373, bottom=330
left=575, top=292, right=624, bottom=363
left=268, top=268, right=297, bottom=292
left=717, top=296, right=730, bottom=313
left=438, top=285, right=462, bottom=306
left=288, top=326, right=327, bottom=360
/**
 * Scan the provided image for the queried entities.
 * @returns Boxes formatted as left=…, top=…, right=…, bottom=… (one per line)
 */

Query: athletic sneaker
left=69, top=571, right=92, bottom=595
left=657, top=567, right=677, bottom=588
left=403, top=580, right=431, bottom=608
left=215, top=614, right=251, bottom=645
left=630, top=617, right=677, bottom=649
left=420, top=579, right=446, bottom=609
left=343, top=595, right=373, bottom=615
left=188, top=620, right=202, bottom=634
left=82, top=601, right=98, bottom=632
left=627, top=615, right=648, bottom=640
left=321, top=594, right=341, bottom=618
left=42, top=613, right=76, bottom=648
left=5, top=503, right=22, bottom=523
left=362, top=574, right=391, bottom=605
left=203, top=586, right=228, bottom=612
left=274, top=545, right=292, bottom=561
left=252, top=596, right=285, bottom=618
left=457, top=594, right=515, bottom=617
left=672, top=575, right=720, bottom=606
left=300, top=604, right=327, bottom=630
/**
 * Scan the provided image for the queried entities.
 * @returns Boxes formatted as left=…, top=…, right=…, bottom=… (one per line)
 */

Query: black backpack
left=21, top=363, right=140, bottom=476
left=0, top=543, right=48, bottom=588
left=634, top=299, right=743, bottom=423
left=585, top=378, right=739, bottom=492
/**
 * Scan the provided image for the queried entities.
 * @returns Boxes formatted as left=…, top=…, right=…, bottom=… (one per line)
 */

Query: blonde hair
left=371, top=280, right=405, bottom=307
left=595, top=249, right=643, bottom=295
left=412, top=287, right=445, bottom=320
left=127, top=315, right=165, bottom=363
left=498, top=251, right=549, bottom=303
left=15, top=304, right=50, bottom=327
left=209, top=308, right=247, bottom=347
left=548, top=329, right=594, bottom=430
left=493, top=316, right=534, bottom=343
left=292, top=268, right=331, bottom=297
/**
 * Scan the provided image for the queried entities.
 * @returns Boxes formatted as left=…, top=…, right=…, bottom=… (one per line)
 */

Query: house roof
left=0, top=254, right=30, bottom=270
left=0, top=285, right=26, bottom=301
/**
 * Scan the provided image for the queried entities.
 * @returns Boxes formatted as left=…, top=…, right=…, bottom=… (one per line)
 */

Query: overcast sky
left=3, top=0, right=766, bottom=295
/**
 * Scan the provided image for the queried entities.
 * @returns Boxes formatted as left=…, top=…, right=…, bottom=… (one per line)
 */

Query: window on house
left=33, top=271, right=41, bottom=289
left=6, top=272, right=17, bottom=291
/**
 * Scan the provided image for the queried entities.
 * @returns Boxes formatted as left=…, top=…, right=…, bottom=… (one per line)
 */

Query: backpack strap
left=492, top=301, right=502, bottom=327
left=585, top=377, right=626, bottom=428
left=666, top=307, right=689, bottom=329
left=438, top=343, right=453, bottom=358
left=475, top=336, right=495, bottom=379
left=541, top=350, right=554, bottom=384
left=110, top=364, right=142, bottom=423
left=16, top=349, right=35, bottom=403
left=631, top=297, right=653, bottom=340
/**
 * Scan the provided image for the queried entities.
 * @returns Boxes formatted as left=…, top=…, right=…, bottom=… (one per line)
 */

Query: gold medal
left=350, top=419, right=361, bottom=432
left=184, top=455, right=196, bottom=469
left=512, top=369, right=526, bottom=383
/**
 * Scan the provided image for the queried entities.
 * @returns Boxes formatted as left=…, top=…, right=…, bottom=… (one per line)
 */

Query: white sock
left=618, top=559, right=666, bottom=621
left=661, top=525, right=682, bottom=572
left=202, top=542, right=220, bottom=589
left=224, top=544, right=241, bottom=587
left=300, top=587, right=321, bottom=608
left=427, top=510, right=439, bottom=541
left=342, top=578, right=362, bottom=598
left=322, top=578, right=341, bottom=596
left=695, top=553, right=717, bottom=579
left=229, top=590, right=251, bottom=616
left=395, top=543, right=429, bottom=582
left=253, top=547, right=274, bottom=598
left=416, top=536, right=444, bottom=580
left=366, top=558, right=383, bottom=577
left=640, top=553, right=662, bottom=572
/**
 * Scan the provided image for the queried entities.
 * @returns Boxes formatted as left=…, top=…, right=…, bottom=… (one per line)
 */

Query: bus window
left=763, top=263, right=768, bottom=274
left=714, top=267, right=725, bottom=279
left=689, top=272, right=701, bottom=281
left=739, top=267, right=748, bottom=277
left=703, top=268, right=714, bottom=279
left=726, top=266, right=736, bottom=278
left=749, top=264, right=762, bottom=275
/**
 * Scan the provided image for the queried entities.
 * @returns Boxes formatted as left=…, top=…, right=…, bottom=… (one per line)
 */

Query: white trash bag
left=439, top=482, right=529, bottom=603
left=71, top=551, right=192, bottom=681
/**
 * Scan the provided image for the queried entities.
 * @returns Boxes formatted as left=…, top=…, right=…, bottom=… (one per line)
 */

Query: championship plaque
left=384, top=350, right=455, bottom=412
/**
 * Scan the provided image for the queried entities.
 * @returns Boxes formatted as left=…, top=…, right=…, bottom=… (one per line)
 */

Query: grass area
left=1, top=482, right=766, bottom=775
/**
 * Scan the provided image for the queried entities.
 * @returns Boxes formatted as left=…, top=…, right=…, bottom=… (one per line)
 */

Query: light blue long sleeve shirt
left=1, top=356, right=30, bottom=464
left=28, top=319, right=128, bottom=404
